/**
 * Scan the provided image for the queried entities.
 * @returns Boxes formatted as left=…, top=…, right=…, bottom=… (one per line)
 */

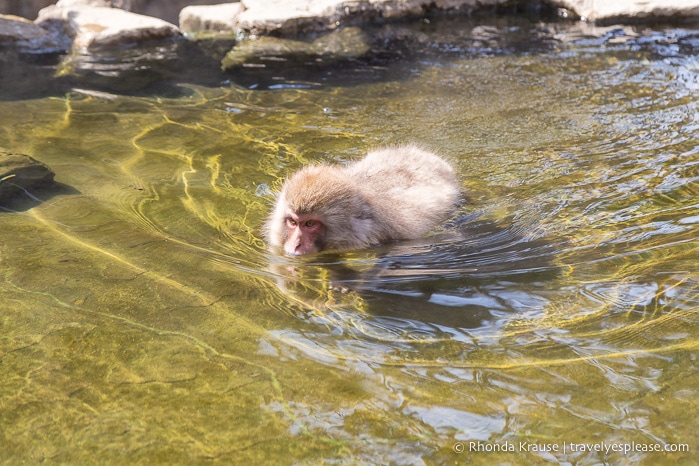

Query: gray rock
left=558, top=0, right=699, bottom=22
left=179, top=3, right=244, bottom=34
left=0, top=152, right=55, bottom=204
left=36, top=2, right=181, bottom=50
left=180, top=0, right=492, bottom=35
left=234, top=0, right=447, bottom=35
left=0, top=1, right=224, bottom=24
left=2, top=0, right=699, bottom=55
left=228, top=0, right=699, bottom=35
left=0, top=14, right=72, bottom=52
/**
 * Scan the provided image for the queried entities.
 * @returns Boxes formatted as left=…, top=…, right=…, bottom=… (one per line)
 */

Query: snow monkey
left=266, top=145, right=461, bottom=256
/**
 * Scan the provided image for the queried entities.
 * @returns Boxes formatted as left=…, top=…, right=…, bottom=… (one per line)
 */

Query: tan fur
left=266, top=145, right=461, bottom=254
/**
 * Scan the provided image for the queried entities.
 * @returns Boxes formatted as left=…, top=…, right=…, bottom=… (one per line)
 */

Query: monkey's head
left=267, top=164, right=374, bottom=256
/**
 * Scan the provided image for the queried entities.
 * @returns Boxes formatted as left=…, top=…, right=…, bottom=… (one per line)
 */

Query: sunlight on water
left=0, top=16, right=697, bottom=464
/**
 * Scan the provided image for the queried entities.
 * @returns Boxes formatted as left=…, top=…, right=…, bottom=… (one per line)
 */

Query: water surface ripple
left=0, top=16, right=697, bottom=464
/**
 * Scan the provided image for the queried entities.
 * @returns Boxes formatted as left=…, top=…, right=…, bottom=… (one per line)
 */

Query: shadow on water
left=0, top=180, right=80, bottom=213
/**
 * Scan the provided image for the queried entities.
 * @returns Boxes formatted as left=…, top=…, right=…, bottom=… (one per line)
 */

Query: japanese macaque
left=265, top=145, right=461, bottom=255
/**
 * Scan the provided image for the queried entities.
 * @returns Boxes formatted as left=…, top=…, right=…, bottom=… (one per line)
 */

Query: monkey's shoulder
left=365, top=145, right=447, bottom=163
left=344, top=149, right=456, bottom=192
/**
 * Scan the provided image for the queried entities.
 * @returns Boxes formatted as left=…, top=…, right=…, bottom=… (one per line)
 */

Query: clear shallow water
left=1, top=16, right=697, bottom=464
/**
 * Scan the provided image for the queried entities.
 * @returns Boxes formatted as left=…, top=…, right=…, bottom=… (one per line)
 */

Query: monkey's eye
left=304, top=220, right=316, bottom=228
left=286, top=218, right=297, bottom=227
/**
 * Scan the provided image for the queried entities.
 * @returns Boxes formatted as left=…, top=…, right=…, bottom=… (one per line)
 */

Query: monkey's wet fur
left=266, top=145, right=461, bottom=256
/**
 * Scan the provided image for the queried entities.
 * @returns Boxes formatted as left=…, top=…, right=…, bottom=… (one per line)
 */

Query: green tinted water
left=1, top=17, right=697, bottom=464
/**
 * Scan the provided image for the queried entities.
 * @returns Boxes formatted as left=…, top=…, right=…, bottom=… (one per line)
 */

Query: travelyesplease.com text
left=454, top=441, right=690, bottom=455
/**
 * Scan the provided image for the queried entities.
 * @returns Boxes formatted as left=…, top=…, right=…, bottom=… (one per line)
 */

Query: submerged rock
left=221, top=25, right=370, bottom=69
left=0, top=152, right=55, bottom=204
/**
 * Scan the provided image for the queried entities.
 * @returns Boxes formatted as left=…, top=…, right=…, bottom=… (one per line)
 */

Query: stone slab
left=179, top=3, right=244, bottom=34
left=36, top=3, right=180, bottom=50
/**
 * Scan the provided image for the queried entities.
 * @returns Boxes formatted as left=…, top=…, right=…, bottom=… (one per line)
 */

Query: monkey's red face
left=284, top=211, right=325, bottom=255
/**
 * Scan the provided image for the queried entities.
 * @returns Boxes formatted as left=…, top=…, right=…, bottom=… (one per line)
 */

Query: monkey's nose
left=285, top=241, right=303, bottom=256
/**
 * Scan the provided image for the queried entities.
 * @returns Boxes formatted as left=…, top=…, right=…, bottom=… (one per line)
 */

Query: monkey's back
left=342, top=145, right=460, bottom=240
